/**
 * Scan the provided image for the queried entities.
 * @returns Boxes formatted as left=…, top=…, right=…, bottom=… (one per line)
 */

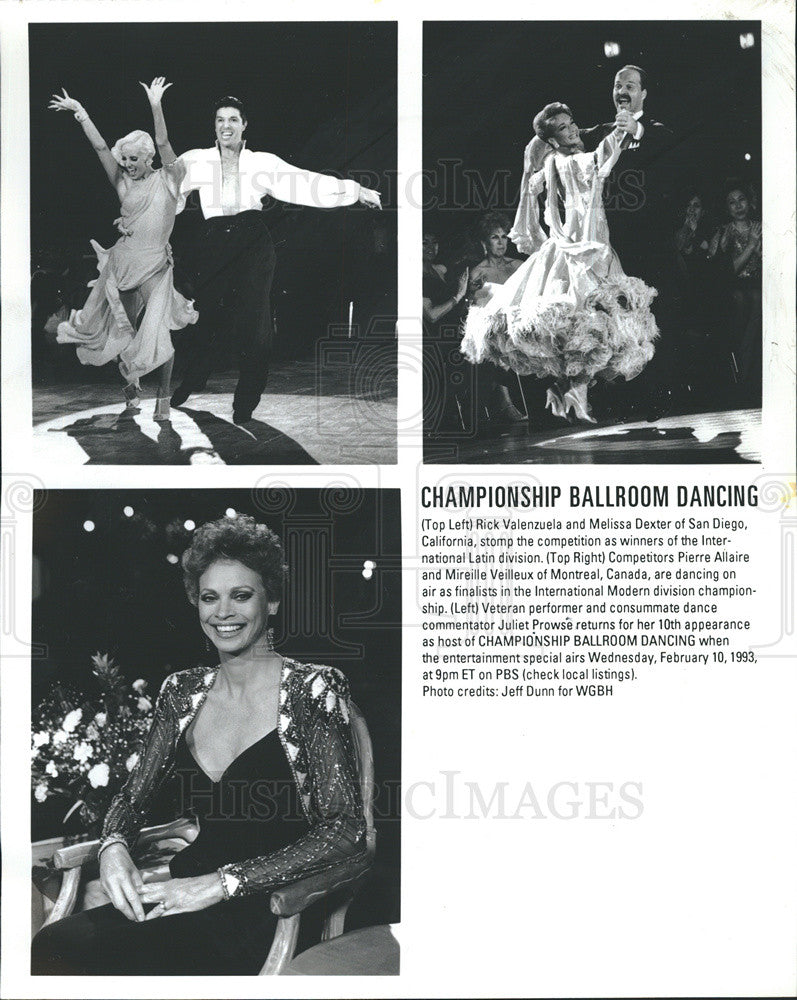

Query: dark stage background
left=31, top=488, right=401, bottom=927
left=423, top=20, right=761, bottom=245
left=30, top=22, right=397, bottom=372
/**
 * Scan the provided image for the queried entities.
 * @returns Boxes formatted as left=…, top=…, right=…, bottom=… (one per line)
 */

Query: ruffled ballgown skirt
left=461, top=237, right=659, bottom=383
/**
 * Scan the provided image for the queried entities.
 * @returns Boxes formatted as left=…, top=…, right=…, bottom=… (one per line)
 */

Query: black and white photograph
left=422, top=21, right=762, bottom=464
left=30, top=22, right=397, bottom=465
left=30, top=488, right=401, bottom=976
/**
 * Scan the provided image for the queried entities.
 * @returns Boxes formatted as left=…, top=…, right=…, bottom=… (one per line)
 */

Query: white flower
left=85, top=723, right=99, bottom=741
left=34, top=783, right=49, bottom=803
left=137, top=697, right=152, bottom=712
left=73, top=741, right=93, bottom=764
left=94, top=712, right=107, bottom=727
left=52, top=730, right=68, bottom=746
left=132, top=679, right=147, bottom=693
left=87, top=762, right=110, bottom=788
left=62, top=708, right=83, bottom=733
left=46, top=760, right=58, bottom=777
left=125, top=752, right=140, bottom=772
left=33, top=731, right=50, bottom=749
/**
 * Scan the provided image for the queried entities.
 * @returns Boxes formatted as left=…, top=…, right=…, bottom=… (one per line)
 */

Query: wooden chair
left=42, top=702, right=376, bottom=976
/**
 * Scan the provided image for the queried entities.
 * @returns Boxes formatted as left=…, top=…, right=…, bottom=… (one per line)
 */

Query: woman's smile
left=198, top=559, right=278, bottom=656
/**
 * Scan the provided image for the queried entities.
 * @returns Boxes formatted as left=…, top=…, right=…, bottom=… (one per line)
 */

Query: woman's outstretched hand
left=358, top=187, right=382, bottom=210
left=48, top=89, right=84, bottom=115
left=138, top=873, right=225, bottom=920
left=99, top=843, right=146, bottom=922
left=140, top=77, right=173, bottom=106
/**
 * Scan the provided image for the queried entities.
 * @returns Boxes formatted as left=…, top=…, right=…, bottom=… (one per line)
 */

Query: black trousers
left=177, top=211, right=276, bottom=419
left=31, top=899, right=277, bottom=976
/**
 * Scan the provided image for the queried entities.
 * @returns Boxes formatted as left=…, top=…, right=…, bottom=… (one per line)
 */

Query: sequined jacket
left=98, top=659, right=369, bottom=900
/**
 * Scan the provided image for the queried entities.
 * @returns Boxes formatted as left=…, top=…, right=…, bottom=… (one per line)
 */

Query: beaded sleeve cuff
left=97, top=835, right=129, bottom=860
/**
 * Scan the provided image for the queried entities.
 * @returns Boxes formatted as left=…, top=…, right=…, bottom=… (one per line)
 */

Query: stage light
left=123, top=506, right=134, bottom=518
left=739, top=32, right=755, bottom=49
left=166, top=553, right=179, bottom=565
left=363, top=560, right=376, bottom=570
left=225, top=508, right=237, bottom=518
left=184, top=519, right=196, bottom=531
left=744, top=153, right=752, bottom=161
left=604, top=41, right=620, bottom=58
left=83, top=520, right=95, bottom=533
left=362, top=568, right=373, bottom=580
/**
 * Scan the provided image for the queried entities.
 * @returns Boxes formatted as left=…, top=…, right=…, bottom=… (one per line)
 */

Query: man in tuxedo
left=581, top=65, right=681, bottom=412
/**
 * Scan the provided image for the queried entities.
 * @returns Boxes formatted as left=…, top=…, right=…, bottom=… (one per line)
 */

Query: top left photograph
left=29, top=21, right=397, bottom=466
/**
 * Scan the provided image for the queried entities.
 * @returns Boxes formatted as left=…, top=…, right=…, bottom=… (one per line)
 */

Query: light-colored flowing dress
left=461, top=129, right=658, bottom=383
left=57, top=164, right=197, bottom=385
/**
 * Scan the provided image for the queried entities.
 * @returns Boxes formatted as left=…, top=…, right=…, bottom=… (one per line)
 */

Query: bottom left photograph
left=29, top=487, right=401, bottom=977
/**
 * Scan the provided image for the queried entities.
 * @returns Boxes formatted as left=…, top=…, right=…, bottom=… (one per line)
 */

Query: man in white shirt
left=171, top=96, right=381, bottom=423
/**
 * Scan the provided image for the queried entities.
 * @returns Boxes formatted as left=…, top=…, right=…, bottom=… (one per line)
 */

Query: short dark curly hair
left=533, top=102, right=574, bottom=142
left=182, top=514, right=287, bottom=605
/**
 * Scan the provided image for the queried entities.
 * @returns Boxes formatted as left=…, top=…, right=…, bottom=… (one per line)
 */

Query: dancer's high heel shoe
left=545, top=387, right=568, bottom=420
left=123, top=382, right=140, bottom=412
left=153, top=396, right=171, bottom=422
left=562, top=385, right=597, bottom=424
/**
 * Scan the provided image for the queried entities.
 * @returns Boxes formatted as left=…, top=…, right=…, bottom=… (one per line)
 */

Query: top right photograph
left=422, top=20, right=762, bottom=464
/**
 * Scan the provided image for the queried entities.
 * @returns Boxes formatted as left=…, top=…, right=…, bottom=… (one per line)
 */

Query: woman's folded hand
left=138, top=873, right=226, bottom=920
left=99, top=842, right=146, bottom=922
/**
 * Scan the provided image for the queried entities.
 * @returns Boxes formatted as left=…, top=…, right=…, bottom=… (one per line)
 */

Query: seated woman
left=461, top=102, right=659, bottom=424
left=49, top=79, right=197, bottom=421
left=708, top=181, right=762, bottom=404
left=422, top=229, right=469, bottom=431
left=32, top=514, right=368, bottom=975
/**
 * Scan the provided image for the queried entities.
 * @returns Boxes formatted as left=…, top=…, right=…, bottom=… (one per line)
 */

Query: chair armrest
left=52, top=818, right=199, bottom=870
left=269, top=854, right=372, bottom=917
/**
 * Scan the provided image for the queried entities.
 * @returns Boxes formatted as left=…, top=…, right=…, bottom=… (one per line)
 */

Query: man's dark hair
left=212, top=96, right=247, bottom=124
left=618, top=65, right=648, bottom=90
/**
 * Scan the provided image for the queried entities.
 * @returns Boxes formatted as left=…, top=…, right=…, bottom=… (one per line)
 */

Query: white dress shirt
left=176, top=144, right=361, bottom=218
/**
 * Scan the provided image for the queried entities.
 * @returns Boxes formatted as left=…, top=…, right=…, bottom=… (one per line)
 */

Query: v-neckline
left=185, top=727, right=277, bottom=785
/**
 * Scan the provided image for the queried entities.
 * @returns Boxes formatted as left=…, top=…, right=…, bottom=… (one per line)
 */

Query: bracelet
left=74, top=110, right=88, bottom=123
left=217, top=868, right=231, bottom=901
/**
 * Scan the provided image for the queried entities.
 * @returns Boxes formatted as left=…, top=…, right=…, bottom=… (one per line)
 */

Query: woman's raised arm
left=140, top=77, right=179, bottom=165
left=48, top=89, right=121, bottom=190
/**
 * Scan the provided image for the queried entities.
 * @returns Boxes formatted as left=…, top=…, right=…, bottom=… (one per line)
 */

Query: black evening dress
left=32, top=728, right=309, bottom=976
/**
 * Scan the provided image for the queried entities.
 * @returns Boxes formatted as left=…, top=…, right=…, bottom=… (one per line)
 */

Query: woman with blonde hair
left=49, top=78, right=197, bottom=421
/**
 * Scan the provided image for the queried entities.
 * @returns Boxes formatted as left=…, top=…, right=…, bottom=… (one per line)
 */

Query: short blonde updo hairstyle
left=111, top=130, right=156, bottom=166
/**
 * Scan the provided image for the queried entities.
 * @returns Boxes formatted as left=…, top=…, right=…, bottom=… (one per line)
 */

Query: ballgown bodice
left=169, top=727, right=308, bottom=878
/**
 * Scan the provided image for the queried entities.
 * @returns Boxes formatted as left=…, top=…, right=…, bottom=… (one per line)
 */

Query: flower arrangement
left=31, top=653, right=155, bottom=835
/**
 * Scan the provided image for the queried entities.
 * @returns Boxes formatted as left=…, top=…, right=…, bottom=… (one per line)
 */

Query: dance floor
left=33, top=360, right=396, bottom=465
left=424, top=408, right=761, bottom=464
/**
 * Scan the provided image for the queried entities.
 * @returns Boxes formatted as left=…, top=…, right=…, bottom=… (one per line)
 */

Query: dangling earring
left=266, top=628, right=275, bottom=651
left=204, top=634, right=213, bottom=653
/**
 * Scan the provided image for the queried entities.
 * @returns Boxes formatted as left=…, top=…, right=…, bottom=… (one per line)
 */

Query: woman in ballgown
left=49, top=79, right=197, bottom=422
left=461, top=102, right=659, bottom=423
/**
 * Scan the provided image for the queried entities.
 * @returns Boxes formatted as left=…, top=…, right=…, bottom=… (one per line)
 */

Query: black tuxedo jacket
left=580, top=115, right=676, bottom=277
